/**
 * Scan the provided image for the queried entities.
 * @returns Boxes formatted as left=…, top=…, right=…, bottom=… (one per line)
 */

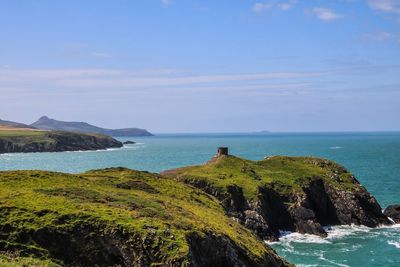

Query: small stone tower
left=217, top=147, right=228, bottom=156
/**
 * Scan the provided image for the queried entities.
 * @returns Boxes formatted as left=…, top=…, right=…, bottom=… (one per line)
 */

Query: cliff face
left=163, top=155, right=390, bottom=241
left=0, top=168, right=290, bottom=267
left=0, top=131, right=122, bottom=154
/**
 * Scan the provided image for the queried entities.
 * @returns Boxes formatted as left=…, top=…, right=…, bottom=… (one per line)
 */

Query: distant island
left=0, top=148, right=398, bottom=266
left=31, top=116, right=153, bottom=137
left=0, top=125, right=122, bottom=154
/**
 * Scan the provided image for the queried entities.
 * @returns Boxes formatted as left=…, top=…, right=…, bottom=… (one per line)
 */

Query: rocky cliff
left=0, top=131, right=122, bottom=154
left=0, top=168, right=289, bottom=266
left=163, top=154, right=391, bottom=241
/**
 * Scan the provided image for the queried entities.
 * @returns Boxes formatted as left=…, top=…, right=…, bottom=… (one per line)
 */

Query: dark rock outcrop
left=224, top=178, right=389, bottom=240
left=384, top=205, right=400, bottom=223
left=187, top=232, right=289, bottom=267
left=123, top=141, right=136, bottom=145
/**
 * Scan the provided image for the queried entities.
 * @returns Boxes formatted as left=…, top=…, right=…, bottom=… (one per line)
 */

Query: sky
left=0, top=0, right=399, bottom=133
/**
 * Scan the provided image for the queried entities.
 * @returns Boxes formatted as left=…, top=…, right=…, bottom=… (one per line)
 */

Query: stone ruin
left=217, top=147, right=228, bottom=156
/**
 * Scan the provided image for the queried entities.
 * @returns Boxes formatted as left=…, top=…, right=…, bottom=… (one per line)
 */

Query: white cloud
left=278, top=0, right=298, bottom=11
left=368, top=0, right=400, bottom=14
left=310, top=7, right=342, bottom=22
left=252, top=2, right=274, bottom=13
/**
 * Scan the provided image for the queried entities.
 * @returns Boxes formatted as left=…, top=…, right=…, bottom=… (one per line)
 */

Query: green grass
left=0, top=168, right=275, bottom=265
left=163, top=155, right=358, bottom=200
left=0, top=252, right=59, bottom=267
left=0, top=131, right=47, bottom=137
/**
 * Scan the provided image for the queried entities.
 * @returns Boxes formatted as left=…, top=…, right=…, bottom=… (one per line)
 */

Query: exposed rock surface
left=0, top=131, right=122, bottom=154
left=123, top=140, right=136, bottom=145
left=188, top=232, right=288, bottom=267
left=163, top=155, right=391, bottom=241
left=384, top=205, right=400, bottom=223
left=31, top=116, right=153, bottom=137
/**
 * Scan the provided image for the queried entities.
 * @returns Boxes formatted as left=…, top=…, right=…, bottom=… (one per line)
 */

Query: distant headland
left=31, top=116, right=153, bottom=137
left=0, top=116, right=152, bottom=154
left=0, top=125, right=122, bottom=154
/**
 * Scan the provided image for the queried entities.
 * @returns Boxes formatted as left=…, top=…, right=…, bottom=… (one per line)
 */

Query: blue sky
left=0, top=0, right=399, bottom=132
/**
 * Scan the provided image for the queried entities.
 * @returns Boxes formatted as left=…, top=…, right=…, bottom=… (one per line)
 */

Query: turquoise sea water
left=0, top=132, right=399, bottom=266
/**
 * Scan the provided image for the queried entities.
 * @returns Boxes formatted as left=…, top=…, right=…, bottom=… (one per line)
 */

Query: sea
left=0, top=132, right=399, bottom=266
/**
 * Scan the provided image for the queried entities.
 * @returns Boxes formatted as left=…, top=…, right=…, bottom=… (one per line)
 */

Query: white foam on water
left=329, top=146, right=343, bottom=150
left=67, top=144, right=146, bottom=153
left=388, top=241, right=400, bottom=249
left=324, top=224, right=373, bottom=240
left=268, top=224, right=381, bottom=248
left=318, top=251, right=350, bottom=267
left=275, top=231, right=331, bottom=244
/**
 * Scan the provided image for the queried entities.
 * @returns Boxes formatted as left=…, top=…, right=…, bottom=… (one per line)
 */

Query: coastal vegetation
left=0, top=150, right=394, bottom=266
left=0, top=168, right=288, bottom=266
left=163, top=154, right=390, bottom=240
left=0, top=126, right=122, bottom=154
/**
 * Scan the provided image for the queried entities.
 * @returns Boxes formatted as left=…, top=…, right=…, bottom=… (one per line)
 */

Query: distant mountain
left=0, top=118, right=34, bottom=129
left=30, top=116, right=153, bottom=137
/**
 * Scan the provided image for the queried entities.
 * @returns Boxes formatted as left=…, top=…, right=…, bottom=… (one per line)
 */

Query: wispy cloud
left=252, top=2, right=274, bottom=13
left=368, top=0, right=400, bottom=14
left=253, top=0, right=298, bottom=13
left=362, top=31, right=394, bottom=42
left=309, top=7, right=342, bottom=22
left=278, top=0, right=298, bottom=11
left=0, top=68, right=327, bottom=91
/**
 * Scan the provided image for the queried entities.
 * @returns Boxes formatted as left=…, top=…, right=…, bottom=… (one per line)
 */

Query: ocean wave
left=388, top=241, right=400, bottom=249
left=271, top=231, right=331, bottom=244
left=318, top=252, right=350, bottom=267
left=123, top=142, right=145, bottom=145
left=269, top=224, right=393, bottom=245
left=68, top=145, right=146, bottom=153
left=329, top=146, right=343, bottom=150
left=324, top=225, right=372, bottom=239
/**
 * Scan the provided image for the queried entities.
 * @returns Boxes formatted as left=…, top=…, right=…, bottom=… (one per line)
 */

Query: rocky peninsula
left=163, top=148, right=391, bottom=241
left=0, top=127, right=122, bottom=154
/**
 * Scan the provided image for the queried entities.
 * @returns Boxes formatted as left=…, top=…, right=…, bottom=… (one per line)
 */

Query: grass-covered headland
left=0, top=167, right=289, bottom=266
left=0, top=126, right=122, bottom=154
left=0, top=149, right=391, bottom=266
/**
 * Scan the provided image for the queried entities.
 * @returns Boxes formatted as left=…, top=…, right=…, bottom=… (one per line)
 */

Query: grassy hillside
left=162, top=154, right=388, bottom=241
left=163, top=155, right=358, bottom=200
left=0, top=168, right=288, bottom=266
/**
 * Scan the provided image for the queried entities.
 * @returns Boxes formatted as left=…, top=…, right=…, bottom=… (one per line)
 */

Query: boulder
left=123, top=141, right=136, bottom=145
left=384, top=205, right=400, bottom=223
